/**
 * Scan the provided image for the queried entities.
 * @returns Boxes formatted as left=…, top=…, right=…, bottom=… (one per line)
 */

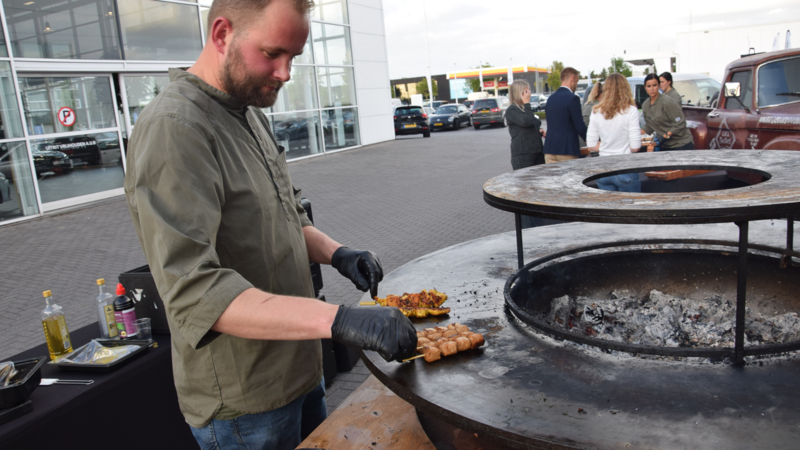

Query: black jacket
left=506, top=103, right=543, bottom=158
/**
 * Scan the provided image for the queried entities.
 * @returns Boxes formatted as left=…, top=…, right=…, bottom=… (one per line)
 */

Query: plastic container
left=113, top=284, right=138, bottom=339
left=0, top=357, right=46, bottom=409
left=95, top=279, right=118, bottom=339
left=51, top=340, right=152, bottom=372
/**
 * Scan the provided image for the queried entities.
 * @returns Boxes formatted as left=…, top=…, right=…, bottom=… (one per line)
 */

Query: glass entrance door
left=18, top=73, right=125, bottom=210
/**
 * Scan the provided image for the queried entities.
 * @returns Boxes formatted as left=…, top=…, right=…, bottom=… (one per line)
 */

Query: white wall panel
left=348, top=3, right=386, bottom=37
left=354, top=60, right=389, bottom=90
left=348, top=0, right=383, bottom=9
left=358, top=113, right=394, bottom=146
left=349, top=0, right=393, bottom=147
left=356, top=87, right=392, bottom=118
left=351, top=32, right=387, bottom=62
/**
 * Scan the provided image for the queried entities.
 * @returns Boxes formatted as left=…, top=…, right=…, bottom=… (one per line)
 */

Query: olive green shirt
left=664, top=87, right=682, bottom=105
left=124, top=68, right=321, bottom=428
left=642, top=94, right=693, bottom=149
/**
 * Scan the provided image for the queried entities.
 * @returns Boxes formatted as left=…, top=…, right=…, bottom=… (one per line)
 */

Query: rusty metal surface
left=363, top=221, right=800, bottom=449
left=483, top=150, right=800, bottom=223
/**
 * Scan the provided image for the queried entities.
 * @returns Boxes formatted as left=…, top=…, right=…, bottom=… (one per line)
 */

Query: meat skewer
left=404, top=323, right=485, bottom=362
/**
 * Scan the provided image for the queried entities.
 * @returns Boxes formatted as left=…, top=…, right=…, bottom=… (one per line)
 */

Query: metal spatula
left=40, top=378, right=94, bottom=386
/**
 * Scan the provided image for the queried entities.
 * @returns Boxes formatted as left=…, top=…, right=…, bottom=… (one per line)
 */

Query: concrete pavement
left=0, top=122, right=522, bottom=412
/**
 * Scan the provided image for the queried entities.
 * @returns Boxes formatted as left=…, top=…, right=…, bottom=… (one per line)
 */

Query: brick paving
left=0, top=123, right=525, bottom=413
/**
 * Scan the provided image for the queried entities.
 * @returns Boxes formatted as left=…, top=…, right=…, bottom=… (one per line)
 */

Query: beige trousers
left=544, top=154, right=580, bottom=164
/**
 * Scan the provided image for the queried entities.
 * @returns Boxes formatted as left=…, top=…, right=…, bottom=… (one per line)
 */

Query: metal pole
left=422, top=0, right=433, bottom=106
left=515, top=213, right=524, bottom=269
left=782, top=217, right=794, bottom=268
left=734, top=221, right=749, bottom=366
left=454, top=63, right=458, bottom=104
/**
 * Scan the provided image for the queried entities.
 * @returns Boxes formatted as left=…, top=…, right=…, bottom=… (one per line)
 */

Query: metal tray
left=50, top=340, right=153, bottom=372
left=0, top=357, right=46, bottom=409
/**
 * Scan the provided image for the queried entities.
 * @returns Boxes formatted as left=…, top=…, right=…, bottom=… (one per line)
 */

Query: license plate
left=481, top=110, right=490, bottom=113
left=404, top=124, right=416, bottom=129
left=434, top=123, right=443, bottom=126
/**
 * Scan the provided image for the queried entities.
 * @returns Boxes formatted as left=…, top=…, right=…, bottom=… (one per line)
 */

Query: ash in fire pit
left=544, top=289, right=800, bottom=348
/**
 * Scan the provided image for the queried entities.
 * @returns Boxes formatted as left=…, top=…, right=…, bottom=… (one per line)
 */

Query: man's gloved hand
left=331, top=247, right=383, bottom=298
left=331, top=305, right=418, bottom=362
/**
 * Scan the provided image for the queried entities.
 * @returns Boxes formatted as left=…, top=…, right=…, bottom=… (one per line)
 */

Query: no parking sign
left=57, top=106, right=76, bottom=127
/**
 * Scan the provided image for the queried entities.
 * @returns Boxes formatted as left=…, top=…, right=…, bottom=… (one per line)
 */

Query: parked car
left=431, top=101, right=448, bottom=109
left=393, top=105, right=430, bottom=138
left=626, top=73, right=721, bottom=108
left=37, top=135, right=101, bottom=166
left=423, top=107, right=436, bottom=117
left=0, top=171, right=10, bottom=204
left=462, top=100, right=474, bottom=110
left=429, top=104, right=471, bottom=131
left=32, top=148, right=74, bottom=176
left=472, top=97, right=510, bottom=129
left=539, top=95, right=549, bottom=109
left=529, top=95, right=543, bottom=111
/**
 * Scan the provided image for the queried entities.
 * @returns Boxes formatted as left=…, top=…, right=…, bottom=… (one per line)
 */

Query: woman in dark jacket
left=506, top=80, right=545, bottom=170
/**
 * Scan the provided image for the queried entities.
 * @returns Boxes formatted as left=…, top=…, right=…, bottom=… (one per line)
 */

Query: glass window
left=312, top=23, right=351, bottom=66
left=266, top=110, right=322, bottom=160
left=200, top=7, right=209, bottom=41
left=725, top=71, right=752, bottom=111
left=317, top=67, right=356, bottom=108
left=757, top=57, right=800, bottom=107
left=3, top=0, right=121, bottom=59
left=124, top=75, right=171, bottom=126
left=0, top=62, right=24, bottom=139
left=673, top=78, right=721, bottom=107
left=0, top=17, right=8, bottom=57
left=311, top=0, right=348, bottom=24
left=118, top=0, right=202, bottom=61
left=322, top=107, right=359, bottom=150
left=268, top=66, right=318, bottom=114
left=19, top=75, right=117, bottom=135
left=30, top=131, right=124, bottom=203
left=0, top=142, right=39, bottom=220
left=295, top=34, right=314, bottom=65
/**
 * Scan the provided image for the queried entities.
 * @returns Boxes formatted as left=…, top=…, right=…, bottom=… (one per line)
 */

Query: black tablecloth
left=0, top=324, right=197, bottom=450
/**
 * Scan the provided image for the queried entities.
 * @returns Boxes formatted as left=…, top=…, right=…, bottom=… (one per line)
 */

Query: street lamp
left=422, top=0, right=433, bottom=107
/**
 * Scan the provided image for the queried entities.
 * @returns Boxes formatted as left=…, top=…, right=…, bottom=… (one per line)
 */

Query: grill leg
left=781, top=217, right=794, bottom=268
left=515, top=213, right=524, bottom=269
left=734, top=221, right=749, bottom=366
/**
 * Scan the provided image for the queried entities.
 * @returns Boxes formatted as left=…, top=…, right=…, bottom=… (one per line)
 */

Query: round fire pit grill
left=483, top=150, right=800, bottom=365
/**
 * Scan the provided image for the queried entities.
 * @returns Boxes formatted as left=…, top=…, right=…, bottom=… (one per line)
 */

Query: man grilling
left=123, top=0, right=417, bottom=448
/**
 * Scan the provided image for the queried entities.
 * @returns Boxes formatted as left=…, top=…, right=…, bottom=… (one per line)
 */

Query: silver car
left=472, top=97, right=511, bottom=130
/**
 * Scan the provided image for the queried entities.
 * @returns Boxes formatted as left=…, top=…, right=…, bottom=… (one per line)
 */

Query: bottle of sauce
left=113, top=284, right=138, bottom=339
left=96, top=279, right=118, bottom=339
left=41, top=290, right=73, bottom=360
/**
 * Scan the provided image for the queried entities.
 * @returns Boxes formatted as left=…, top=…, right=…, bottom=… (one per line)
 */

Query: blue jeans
left=597, top=173, right=641, bottom=192
left=190, top=380, right=327, bottom=450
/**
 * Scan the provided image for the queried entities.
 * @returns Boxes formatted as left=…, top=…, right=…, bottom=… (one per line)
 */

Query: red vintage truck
left=684, top=48, right=800, bottom=151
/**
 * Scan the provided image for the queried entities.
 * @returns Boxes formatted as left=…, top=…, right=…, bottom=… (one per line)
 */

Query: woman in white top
left=586, top=73, right=643, bottom=192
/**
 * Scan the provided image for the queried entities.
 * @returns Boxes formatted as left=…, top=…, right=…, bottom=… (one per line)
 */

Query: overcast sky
left=383, top=0, right=800, bottom=79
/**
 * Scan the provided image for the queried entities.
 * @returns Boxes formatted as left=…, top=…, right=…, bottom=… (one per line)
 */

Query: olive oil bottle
left=41, top=290, right=73, bottom=360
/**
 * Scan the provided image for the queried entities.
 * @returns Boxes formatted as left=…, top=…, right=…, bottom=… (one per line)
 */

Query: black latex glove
left=331, top=305, right=418, bottom=362
left=331, top=247, right=383, bottom=298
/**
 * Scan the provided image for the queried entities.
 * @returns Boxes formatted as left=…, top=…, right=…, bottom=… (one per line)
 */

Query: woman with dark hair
left=641, top=73, right=694, bottom=151
left=659, top=72, right=682, bottom=105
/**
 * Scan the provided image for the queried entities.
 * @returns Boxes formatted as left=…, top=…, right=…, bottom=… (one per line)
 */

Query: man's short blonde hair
left=207, top=0, right=315, bottom=36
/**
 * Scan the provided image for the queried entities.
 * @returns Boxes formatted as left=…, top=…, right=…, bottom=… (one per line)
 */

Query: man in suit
left=543, top=67, right=587, bottom=164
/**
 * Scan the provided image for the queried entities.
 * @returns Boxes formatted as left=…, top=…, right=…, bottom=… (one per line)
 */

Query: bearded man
left=123, top=1, right=417, bottom=448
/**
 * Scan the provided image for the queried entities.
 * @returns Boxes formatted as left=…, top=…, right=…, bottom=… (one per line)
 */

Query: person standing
left=506, top=80, right=547, bottom=227
left=543, top=67, right=588, bottom=164
left=506, top=80, right=545, bottom=170
left=582, top=82, right=603, bottom=128
left=641, top=73, right=694, bottom=151
left=123, top=1, right=417, bottom=449
left=586, top=73, right=643, bottom=192
left=659, top=72, right=682, bottom=105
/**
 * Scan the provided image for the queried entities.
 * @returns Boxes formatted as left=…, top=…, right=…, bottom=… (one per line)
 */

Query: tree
left=415, top=78, right=438, bottom=99
left=643, top=68, right=649, bottom=75
left=590, top=70, right=597, bottom=80
left=599, top=68, right=608, bottom=81
left=546, top=60, right=564, bottom=91
left=608, top=57, right=633, bottom=77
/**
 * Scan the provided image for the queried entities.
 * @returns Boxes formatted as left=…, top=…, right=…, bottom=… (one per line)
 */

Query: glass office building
left=0, top=0, right=392, bottom=224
